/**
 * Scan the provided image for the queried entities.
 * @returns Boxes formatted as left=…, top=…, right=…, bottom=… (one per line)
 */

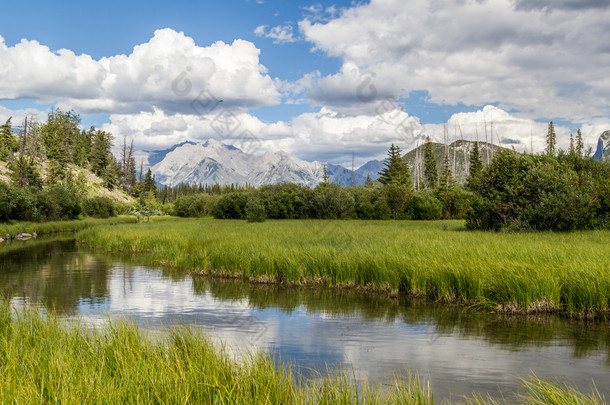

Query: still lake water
left=1, top=237, right=609, bottom=401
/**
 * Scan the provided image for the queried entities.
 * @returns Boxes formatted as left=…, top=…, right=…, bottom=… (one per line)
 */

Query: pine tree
left=364, top=173, right=374, bottom=188
left=576, top=129, right=584, bottom=156
left=569, top=133, right=575, bottom=155
left=378, top=144, right=411, bottom=186
left=0, top=118, right=14, bottom=161
left=9, top=156, right=42, bottom=188
left=40, top=109, right=81, bottom=179
left=466, top=141, right=483, bottom=190
left=423, top=137, right=438, bottom=189
left=90, top=129, right=114, bottom=177
left=322, top=164, right=330, bottom=183
left=546, top=121, right=556, bottom=156
left=437, top=152, right=456, bottom=194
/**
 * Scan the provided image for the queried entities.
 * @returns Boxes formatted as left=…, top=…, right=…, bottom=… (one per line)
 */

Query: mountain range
left=137, top=131, right=609, bottom=188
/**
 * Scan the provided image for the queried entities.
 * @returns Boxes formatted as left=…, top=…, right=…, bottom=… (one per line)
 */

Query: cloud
left=102, top=104, right=606, bottom=167
left=512, top=0, right=610, bottom=11
left=253, top=24, right=296, bottom=44
left=101, top=103, right=426, bottom=166
left=0, top=29, right=281, bottom=115
left=299, top=0, right=610, bottom=122
left=0, top=105, right=49, bottom=126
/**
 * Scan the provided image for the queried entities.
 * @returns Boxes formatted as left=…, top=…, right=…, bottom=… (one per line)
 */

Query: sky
left=1, top=0, right=609, bottom=167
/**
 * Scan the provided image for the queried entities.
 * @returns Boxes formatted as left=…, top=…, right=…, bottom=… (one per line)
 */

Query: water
left=1, top=238, right=609, bottom=401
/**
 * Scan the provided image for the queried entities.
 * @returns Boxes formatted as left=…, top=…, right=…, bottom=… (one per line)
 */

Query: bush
left=212, top=192, right=249, bottom=219
left=0, top=182, right=23, bottom=222
left=47, top=185, right=82, bottom=220
left=83, top=197, right=117, bottom=218
left=466, top=151, right=599, bottom=231
left=245, top=196, right=266, bottom=223
left=380, top=183, right=411, bottom=219
left=173, top=194, right=219, bottom=217
left=312, top=184, right=355, bottom=219
left=409, top=190, right=443, bottom=220
left=436, top=187, right=473, bottom=219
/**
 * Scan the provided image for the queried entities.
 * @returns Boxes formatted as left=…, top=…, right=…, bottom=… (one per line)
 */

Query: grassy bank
left=0, top=216, right=137, bottom=240
left=77, top=217, right=610, bottom=317
left=0, top=304, right=605, bottom=404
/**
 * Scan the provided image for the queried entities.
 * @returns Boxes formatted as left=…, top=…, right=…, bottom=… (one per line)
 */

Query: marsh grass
left=0, top=303, right=436, bottom=404
left=0, top=216, right=136, bottom=239
left=77, top=217, right=610, bottom=316
left=0, top=304, right=605, bottom=404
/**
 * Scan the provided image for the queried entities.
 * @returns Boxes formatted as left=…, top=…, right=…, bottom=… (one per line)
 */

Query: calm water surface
left=1, top=238, right=609, bottom=401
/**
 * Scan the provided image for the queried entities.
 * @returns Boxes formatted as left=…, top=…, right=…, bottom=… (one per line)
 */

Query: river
left=1, top=237, right=608, bottom=401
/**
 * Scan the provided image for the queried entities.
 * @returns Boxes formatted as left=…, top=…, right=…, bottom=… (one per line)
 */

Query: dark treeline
left=174, top=124, right=610, bottom=231
left=2, top=110, right=609, bottom=231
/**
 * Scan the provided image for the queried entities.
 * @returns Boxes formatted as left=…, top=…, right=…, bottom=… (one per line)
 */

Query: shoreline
left=75, top=217, right=610, bottom=320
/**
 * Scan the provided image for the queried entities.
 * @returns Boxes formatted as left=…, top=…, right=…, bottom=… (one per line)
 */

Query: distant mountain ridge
left=139, top=138, right=514, bottom=188
left=403, top=140, right=507, bottom=184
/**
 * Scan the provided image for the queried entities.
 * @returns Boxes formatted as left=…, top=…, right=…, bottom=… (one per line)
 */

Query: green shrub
left=245, top=196, right=266, bottom=223
left=212, top=192, right=249, bottom=219
left=47, top=185, right=82, bottom=220
left=409, top=190, right=443, bottom=220
left=173, top=194, right=219, bottom=217
left=83, top=197, right=117, bottom=218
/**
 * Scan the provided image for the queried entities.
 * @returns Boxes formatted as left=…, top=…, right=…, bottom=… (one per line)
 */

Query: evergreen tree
left=40, top=109, right=81, bottom=179
left=569, top=133, right=575, bottom=155
left=321, top=164, right=330, bottom=183
left=90, top=129, right=113, bottom=177
left=576, top=129, right=584, bottom=156
left=364, top=173, right=374, bottom=188
left=378, top=144, right=411, bottom=186
left=9, top=156, right=42, bottom=188
left=143, top=168, right=157, bottom=196
left=546, top=121, right=557, bottom=156
left=466, top=141, right=483, bottom=190
left=437, top=152, right=456, bottom=194
left=423, top=137, right=438, bottom=189
left=0, top=118, right=15, bottom=161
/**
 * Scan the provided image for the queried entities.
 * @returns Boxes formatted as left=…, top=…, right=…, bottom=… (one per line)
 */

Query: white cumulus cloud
left=0, top=29, right=281, bottom=115
left=299, top=0, right=610, bottom=123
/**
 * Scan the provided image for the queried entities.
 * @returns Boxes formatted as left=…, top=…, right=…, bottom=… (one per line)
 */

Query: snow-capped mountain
left=149, top=139, right=331, bottom=187
left=593, top=130, right=610, bottom=161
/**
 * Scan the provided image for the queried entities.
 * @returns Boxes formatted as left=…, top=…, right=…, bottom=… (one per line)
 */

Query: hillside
left=0, top=158, right=134, bottom=203
left=404, top=140, right=508, bottom=184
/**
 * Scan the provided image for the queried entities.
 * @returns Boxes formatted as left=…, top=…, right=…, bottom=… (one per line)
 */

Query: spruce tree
left=438, top=152, right=456, bottom=194
left=569, top=133, right=575, bottom=155
left=423, top=137, right=438, bottom=189
left=466, top=141, right=483, bottom=190
left=0, top=118, right=14, bottom=161
left=576, top=129, right=584, bottom=156
left=321, top=164, right=330, bottom=183
left=546, top=121, right=557, bottom=156
left=378, top=144, right=411, bottom=186
left=364, top=173, right=374, bottom=188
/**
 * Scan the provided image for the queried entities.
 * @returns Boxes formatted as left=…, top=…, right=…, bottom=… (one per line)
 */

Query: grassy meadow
left=76, top=217, right=610, bottom=317
left=0, top=216, right=136, bottom=240
left=0, top=304, right=606, bottom=404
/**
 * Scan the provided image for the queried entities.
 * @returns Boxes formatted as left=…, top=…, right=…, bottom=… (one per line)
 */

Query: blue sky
left=1, top=0, right=609, bottom=165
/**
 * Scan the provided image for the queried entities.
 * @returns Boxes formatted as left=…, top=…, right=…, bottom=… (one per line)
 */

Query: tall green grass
left=0, top=304, right=604, bottom=404
left=0, top=303, right=432, bottom=404
left=1, top=216, right=136, bottom=239
left=77, top=217, right=610, bottom=316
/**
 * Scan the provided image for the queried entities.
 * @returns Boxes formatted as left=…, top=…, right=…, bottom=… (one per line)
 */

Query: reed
left=76, top=217, right=610, bottom=316
left=0, top=216, right=136, bottom=240
left=0, top=304, right=604, bottom=404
